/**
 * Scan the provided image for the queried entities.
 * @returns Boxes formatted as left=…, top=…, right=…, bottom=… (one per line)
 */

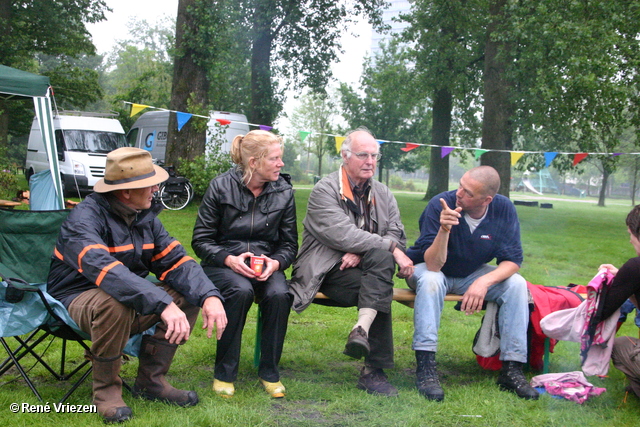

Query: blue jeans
left=408, top=263, right=529, bottom=363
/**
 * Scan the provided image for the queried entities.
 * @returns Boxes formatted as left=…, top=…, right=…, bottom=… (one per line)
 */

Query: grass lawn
left=1, top=188, right=640, bottom=426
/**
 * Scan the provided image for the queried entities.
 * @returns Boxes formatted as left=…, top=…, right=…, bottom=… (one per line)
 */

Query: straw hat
left=93, top=147, right=169, bottom=193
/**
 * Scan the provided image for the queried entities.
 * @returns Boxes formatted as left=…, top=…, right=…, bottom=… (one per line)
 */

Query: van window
left=62, top=130, right=128, bottom=153
left=126, top=128, right=138, bottom=147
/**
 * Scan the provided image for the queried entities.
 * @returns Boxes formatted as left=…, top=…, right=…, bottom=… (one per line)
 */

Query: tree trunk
left=481, top=0, right=513, bottom=197
left=166, top=0, right=210, bottom=167
left=598, top=167, right=609, bottom=207
left=632, top=157, right=639, bottom=206
left=425, top=87, right=453, bottom=201
left=250, top=6, right=275, bottom=127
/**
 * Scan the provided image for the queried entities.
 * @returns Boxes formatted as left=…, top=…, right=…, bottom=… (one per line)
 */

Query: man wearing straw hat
left=48, top=147, right=227, bottom=423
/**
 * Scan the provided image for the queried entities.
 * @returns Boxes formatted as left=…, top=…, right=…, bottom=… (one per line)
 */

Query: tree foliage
left=242, top=0, right=387, bottom=126
left=101, top=17, right=176, bottom=130
left=340, top=40, right=428, bottom=184
left=402, top=0, right=640, bottom=202
left=401, top=0, right=485, bottom=198
left=289, top=90, right=341, bottom=177
left=0, top=0, right=109, bottom=166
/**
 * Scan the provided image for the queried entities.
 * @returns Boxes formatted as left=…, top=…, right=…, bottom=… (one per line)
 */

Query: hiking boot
left=132, top=336, right=199, bottom=407
left=343, top=326, right=370, bottom=359
left=356, top=367, right=398, bottom=397
left=415, top=350, right=444, bottom=402
left=91, top=355, right=133, bottom=424
left=497, top=361, right=539, bottom=400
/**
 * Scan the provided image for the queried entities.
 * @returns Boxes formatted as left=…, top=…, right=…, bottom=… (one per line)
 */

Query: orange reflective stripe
left=158, top=256, right=194, bottom=281
left=142, top=243, right=155, bottom=250
left=152, top=240, right=180, bottom=262
left=54, top=247, right=64, bottom=261
left=109, top=244, right=134, bottom=253
left=78, top=244, right=109, bottom=273
left=95, top=261, right=123, bottom=286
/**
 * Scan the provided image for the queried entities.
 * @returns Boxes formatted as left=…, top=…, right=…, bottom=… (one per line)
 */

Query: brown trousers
left=68, top=285, right=200, bottom=359
left=611, top=335, right=640, bottom=398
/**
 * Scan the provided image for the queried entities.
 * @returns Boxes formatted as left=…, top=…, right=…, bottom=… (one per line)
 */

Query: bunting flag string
left=401, top=143, right=420, bottom=152
left=335, top=136, right=346, bottom=153
left=511, top=152, right=525, bottom=166
left=573, top=153, right=588, bottom=166
left=123, top=101, right=640, bottom=165
left=176, top=112, right=192, bottom=131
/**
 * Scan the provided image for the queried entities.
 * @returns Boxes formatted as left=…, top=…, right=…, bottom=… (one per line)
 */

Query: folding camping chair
left=0, top=208, right=92, bottom=403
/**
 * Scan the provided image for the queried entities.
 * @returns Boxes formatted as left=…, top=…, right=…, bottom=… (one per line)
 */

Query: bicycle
left=154, top=163, right=194, bottom=210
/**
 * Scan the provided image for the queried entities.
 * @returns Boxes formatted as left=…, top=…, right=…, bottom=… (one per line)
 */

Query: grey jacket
left=290, top=166, right=407, bottom=313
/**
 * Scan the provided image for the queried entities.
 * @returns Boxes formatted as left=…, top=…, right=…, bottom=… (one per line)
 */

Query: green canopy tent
left=0, top=65, right=64, bottom=209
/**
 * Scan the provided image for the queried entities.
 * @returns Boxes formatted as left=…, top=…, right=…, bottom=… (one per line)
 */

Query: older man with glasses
left=290, top=127, right=414, bottom=396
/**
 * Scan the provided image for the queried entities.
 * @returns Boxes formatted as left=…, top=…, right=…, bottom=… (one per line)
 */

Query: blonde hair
left=230, top=130, right=283, bottom=184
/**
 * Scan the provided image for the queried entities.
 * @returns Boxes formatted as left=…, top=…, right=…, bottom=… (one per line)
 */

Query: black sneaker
left=343, top=326, right=370, bottom=359
left=497, top=361, right=539, bottom=400
left=357, top=368, right=398, bottom=397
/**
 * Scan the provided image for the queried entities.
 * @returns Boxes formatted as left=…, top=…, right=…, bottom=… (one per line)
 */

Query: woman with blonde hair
left=192, top=130, right=297, bottom=398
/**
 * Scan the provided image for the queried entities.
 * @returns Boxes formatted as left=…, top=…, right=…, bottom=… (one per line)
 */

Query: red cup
left=250, top=256, right=265, bottom=275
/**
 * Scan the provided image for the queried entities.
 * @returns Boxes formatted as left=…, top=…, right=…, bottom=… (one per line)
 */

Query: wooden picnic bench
left=254, top=287, right=573, bottom=374
left=0, top=200, right=21, bottom=209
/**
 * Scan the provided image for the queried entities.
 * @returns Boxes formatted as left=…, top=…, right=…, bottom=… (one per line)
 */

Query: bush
left=389, top=175, right=405, bottom=190
left=0, top=169, right=18, bottom=199
left=178, top=125, right=231, bottom=198
left=405, top=179, right=416, bottom=192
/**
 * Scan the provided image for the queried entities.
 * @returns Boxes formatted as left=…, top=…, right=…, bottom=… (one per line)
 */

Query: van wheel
left=25, top=168, right=34, bottom=184
left=59, top=174, right=69, bottom=198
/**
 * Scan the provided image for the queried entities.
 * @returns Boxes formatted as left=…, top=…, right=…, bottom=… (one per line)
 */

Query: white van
left=25, top=111, right=127, bottom=196
left=126, top=110, right=250, bottom=163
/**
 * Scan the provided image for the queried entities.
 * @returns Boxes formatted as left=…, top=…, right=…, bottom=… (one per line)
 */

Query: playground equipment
left=515, top=169, right=560, bottom=195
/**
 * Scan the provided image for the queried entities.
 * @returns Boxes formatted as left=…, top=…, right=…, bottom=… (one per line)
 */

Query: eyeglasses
left=345, top=150, right=382, bottom=161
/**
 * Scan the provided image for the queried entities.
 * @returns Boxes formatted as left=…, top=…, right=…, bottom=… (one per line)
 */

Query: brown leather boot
left=91, top=355, right=132, bottom=423
left=132, top=336, right=199, bottom=407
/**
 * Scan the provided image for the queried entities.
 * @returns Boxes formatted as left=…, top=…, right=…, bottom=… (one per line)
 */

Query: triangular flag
left=511, top=151, right=525, bottom=166
left=441, top=147, right=454, bottom=158
left=544, top=152, right=558, bottom=168
left=378, top=140, right=386, bottom=144
left=612, top=153, right=622, bottom=156
left=401, top=143, right=420, bottom=152
left=299, top=131, right=311, bottom=143
left=176, top=112, right=192, bottom=131
left=474, top=149, right=488, bottom=159
left=216, top=118, right=231, bottom=126
left=259, top=125, right=272, bottom=131
left=130, top=103, right=149, bottom=117
left=573, top=153, right=588, bottom=166
left=335, top=136, right=346, bottom=153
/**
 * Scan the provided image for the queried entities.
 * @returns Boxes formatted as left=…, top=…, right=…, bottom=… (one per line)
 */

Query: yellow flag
left=511, top=151, right=525, bottom=166
left=335, top=136, right=346, bottom=153
left=130, top=103, right=149, bottom=117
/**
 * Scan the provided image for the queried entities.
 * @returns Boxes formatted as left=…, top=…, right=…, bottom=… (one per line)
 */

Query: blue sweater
left=406, top=190, right=523, bottom=278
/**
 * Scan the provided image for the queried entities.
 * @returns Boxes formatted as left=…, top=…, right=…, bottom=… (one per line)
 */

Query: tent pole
left=33, top=94, right=64, bottom=209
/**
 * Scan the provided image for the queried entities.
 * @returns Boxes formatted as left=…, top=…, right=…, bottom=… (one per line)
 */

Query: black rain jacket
left=48, top=192, right=222, bottom=315
left=191, top=167, right=298, bottom=270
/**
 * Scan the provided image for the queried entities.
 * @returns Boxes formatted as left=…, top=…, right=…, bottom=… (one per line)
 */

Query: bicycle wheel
left=185, top=181, right=195, bottom=203
left=159, top=182, right=192, bottom=210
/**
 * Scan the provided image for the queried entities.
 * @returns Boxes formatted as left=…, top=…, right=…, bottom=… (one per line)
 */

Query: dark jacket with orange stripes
left=47, top=192, right=222, bottom=315
left=191, top=167, right=298, bottom=270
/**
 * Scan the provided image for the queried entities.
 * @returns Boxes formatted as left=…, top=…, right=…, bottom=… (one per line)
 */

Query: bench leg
left=543, top=337, right=550, bottom=374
